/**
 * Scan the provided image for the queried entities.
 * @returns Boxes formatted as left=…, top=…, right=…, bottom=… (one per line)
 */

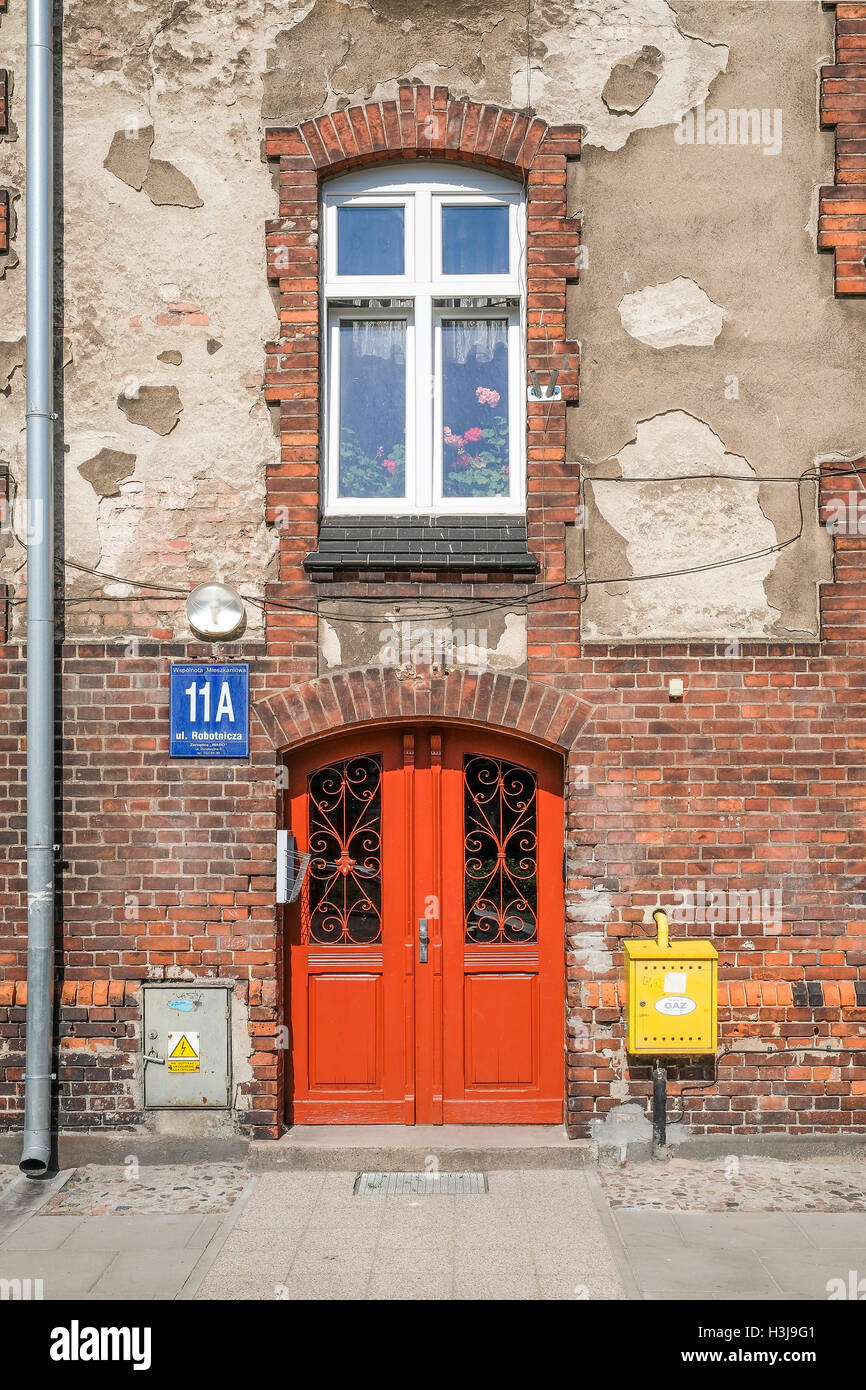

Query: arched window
left=322, top=163, right=525, bottom=516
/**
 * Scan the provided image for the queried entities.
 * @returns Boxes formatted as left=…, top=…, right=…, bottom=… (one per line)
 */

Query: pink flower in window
left=475, top=386, right=500, bottom=407
left=463, top=426, right=483, bottom=442
left=443, top=426, right=464, bottom=448
left=382, top=457, right=396, bottom=473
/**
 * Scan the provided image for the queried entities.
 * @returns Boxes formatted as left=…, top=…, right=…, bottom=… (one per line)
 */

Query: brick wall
left=0, top=642, right=285, bottom=1137
left=2, top=476, right=865, bottom=1140
left=820, top=1, right=866, bottom=293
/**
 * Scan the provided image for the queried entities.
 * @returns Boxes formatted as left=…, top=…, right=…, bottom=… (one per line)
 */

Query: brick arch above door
left=254, top=669, right=595, bottom=754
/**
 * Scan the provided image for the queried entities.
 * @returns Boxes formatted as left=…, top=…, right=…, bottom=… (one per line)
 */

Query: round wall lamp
left=185, top=582, right=246, bottom=641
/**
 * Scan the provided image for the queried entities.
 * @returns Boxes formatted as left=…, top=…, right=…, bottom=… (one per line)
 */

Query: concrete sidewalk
left=0, top=1155, right=863, bottom=1301
left=196, top=1169, right=628, bottom=1300
left=0, top=1162, right=249, bottom=1301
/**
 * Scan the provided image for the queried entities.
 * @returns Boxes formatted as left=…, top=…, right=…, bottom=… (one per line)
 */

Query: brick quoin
left=820, top=1, right=866, bottom=292
left=2, top=92, right=866, bottom=1143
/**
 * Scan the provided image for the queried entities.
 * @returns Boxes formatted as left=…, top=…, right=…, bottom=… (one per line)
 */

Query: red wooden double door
left=285, top=726, right=564, bottom=1124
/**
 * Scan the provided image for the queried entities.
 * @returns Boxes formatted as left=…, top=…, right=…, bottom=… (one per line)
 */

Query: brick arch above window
left=263, top=86, right=582, bottom=602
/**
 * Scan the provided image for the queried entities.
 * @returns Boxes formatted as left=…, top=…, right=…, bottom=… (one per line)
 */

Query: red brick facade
left=820, top=1, right=866, bottom=293
left=1, top=90, right=866, bottom=1145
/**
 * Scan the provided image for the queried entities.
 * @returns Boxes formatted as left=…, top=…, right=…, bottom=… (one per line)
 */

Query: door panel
left=286, top=731, right=412, bottom=1123
left=285, top=725, right=564, bottom=1125
left=463, top=974, right=537, bottom=1086
left=439, top=730, right=564, bottom=1121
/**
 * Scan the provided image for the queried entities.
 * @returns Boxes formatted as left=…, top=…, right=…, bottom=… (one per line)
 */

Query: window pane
left=337, top=206, right=404, bottom=275
left=338, top=319, right=406, bottom=500
left=442, top=205, right=509, bottom=275
left=441, top=319, right=509, bottom=499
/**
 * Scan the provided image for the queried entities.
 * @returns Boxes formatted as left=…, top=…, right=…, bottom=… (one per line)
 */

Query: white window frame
left=322, top=163, right=526, bottom=517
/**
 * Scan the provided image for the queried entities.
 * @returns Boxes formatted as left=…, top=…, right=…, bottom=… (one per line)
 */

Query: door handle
left=418, top=918, right=429, bottom=963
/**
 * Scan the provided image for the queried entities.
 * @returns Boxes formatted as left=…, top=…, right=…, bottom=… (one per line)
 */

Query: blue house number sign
left=169, top=663, right=249, bottom=758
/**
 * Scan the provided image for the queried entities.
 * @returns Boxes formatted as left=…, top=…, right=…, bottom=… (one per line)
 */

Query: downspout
left=19, top=0, right=55, bottom=1173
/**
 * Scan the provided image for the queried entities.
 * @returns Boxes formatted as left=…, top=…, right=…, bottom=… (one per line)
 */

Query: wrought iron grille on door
left=307, top=756, right=382, bottom=945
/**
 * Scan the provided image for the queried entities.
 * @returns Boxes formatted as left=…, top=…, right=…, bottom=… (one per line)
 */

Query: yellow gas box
left=624, top=910, right=718, bottom=1055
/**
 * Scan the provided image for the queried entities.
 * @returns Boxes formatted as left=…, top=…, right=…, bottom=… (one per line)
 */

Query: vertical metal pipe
left=652, top=1062, right=667, bottom=1150
left=19, top=0, right=55, bottom=1174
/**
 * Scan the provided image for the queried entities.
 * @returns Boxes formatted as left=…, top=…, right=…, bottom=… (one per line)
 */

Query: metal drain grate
left=354, top=1171, right=488, bottom=1196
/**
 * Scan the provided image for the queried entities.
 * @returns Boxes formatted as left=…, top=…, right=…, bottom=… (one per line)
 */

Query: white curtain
left=347, top=319, right=405, bottom=361
left=444, top=318, right=507, bottom=365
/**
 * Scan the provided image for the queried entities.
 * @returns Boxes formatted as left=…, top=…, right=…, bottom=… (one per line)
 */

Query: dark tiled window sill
left=304, top=516, right=538, bottom=574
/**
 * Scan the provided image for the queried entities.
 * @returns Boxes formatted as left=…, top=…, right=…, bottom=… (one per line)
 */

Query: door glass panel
left=442, top=205, right=509, bottom=275
left=441, top=318, right=510, bottom=499
left=338, top=319, right=406, bottom=499
left=308, top=756, right=382, bottom=944
left=463, top=755, right=538, bottom=944
left=337, top=205, right=405, bottom=275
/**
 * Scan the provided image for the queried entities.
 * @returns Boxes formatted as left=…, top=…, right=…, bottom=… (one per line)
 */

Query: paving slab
left=788, top=1212, right=866, bottom=1249
left=758, top=1251, right=866, bottom=1300
left=88, top=1249, right=204, bottom=1301
left=63, top=1213, right=211, bottom=1251
left=0, top=1249, right=115, bottom=1299
left=0, top=1215, right=84, bottom=1250
left=671, top=1211, right=812, bottom=1251
left=626, top=1245, right=784, bottom=1299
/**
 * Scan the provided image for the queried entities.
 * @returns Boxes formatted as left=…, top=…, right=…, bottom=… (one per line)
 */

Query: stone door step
left=249, top=1124, right=595, bottom=1171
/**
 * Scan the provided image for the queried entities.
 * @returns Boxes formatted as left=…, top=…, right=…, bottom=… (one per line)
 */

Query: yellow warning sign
left=167, top=1031, right=200, bottom=1073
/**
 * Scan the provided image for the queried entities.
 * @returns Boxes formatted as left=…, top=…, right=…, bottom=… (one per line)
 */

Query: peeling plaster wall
left=572, top=1, right=861, bottom=641
left=0, top=1, right=861, bottom=642
left=0, top=1, right=284, bottom=637
left=317, top=600, right=528, bottom=676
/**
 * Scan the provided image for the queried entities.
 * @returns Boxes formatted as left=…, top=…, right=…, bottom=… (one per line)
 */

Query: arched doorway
left=283, top=724, right=565, bottom=1124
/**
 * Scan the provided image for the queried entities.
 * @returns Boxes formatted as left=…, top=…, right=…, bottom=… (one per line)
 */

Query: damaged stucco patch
left=581, top=412, right=785, bottom=640
left=618, top=277, right=724, bottom=349
left=261, top=0, right=727, bottom=153
left=96, top=473, right=277, bottom=632
left=602, top=46, right=665, bottom=115
left=0, top=337, right=25, bottom=393
left=117, top=384, right=183, bottom=435
left=104, top=125, right=202, bottom=207
left=567, top=932, right=614, bottom=975
left=143, top=159, right=202, bottom=209
left=513, top=0, right=728, bottom=151
left=104, top=125, right=154, bottom=189
left=78, top=448, right=137, bottom=497
left=317, top=601, right=527, bottom=677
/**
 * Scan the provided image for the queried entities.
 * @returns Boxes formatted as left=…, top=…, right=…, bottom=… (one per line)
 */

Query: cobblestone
left=39, top=1163, right=249, bottom=1216
left=598, top=1157, right=866, bottom=1212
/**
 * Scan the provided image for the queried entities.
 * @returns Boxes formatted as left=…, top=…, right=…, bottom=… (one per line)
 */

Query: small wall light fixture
left=185, top=582, right=246, bottom=640
left=668, top=677, right=684, bottom=701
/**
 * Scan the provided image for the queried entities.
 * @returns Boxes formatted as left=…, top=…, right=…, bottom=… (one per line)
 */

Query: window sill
left=304, top=516, right=538, bottom=575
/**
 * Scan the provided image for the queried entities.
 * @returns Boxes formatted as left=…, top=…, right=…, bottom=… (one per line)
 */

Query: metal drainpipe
left=19, top=0, right=55, bottom=1174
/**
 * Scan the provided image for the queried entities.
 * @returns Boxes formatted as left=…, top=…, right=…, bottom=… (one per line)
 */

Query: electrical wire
left=0, top=455, right=844, bottom=628
left=666, top=1041, right=862, bottom=1127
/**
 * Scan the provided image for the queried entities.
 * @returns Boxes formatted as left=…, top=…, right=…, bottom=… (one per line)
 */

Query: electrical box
left=624, top=918, right=718, bottom=1056
left=142, top=983, right=231, bottom=1108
